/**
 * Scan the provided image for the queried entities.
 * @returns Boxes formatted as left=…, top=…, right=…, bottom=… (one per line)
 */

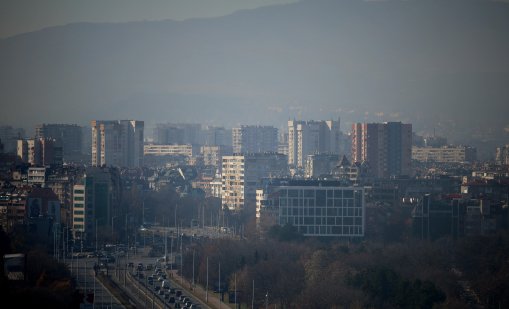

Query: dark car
left=168, top=296, right=175, bottom=303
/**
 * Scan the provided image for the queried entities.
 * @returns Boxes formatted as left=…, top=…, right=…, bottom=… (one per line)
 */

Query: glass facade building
left=276, top=186, right=364, bottom=237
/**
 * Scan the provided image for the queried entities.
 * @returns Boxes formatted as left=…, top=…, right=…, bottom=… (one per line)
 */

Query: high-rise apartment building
left=91, top=120, right=144, bottom=168
left=351, top=122, right=412, bottom=178
left=221, top=153, right=287, bottom=212
left=17, top=138, right=62, bottom=166
left=35, top=124, right=83, bottom=162
left=232, top=125, right=278, bottom=154
left=496, top=145, right=509, bottom=165
left=0, top=126, right=25, bottom=154
left=153, top=123, right=201, bottom=145
left=201, top=145, right=233, bottom=172
left=72, top=167, right=121, bottom=242
left=287, top=119, right=341, bottom=168
left=199, top=126, right=232, bottom=146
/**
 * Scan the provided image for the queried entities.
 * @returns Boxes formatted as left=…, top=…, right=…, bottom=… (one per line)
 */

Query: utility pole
left=219, top=262, right=221, bottom=309
left=206, top=256, right=208, bottom=302
left=95, top=219, right=98, bottom=254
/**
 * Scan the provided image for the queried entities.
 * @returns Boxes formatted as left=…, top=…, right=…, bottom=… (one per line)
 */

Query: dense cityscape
left=2, top=0, right=509, bottom=309
left=1, top=118, right=509, bottom=308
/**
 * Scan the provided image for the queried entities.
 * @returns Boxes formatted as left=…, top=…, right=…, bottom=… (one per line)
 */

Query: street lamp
left=265, top=291, right=269, bottom=309
left=111, top=215, right=120, bottom=241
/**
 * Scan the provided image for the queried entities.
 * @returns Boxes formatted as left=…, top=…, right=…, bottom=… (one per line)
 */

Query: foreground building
left=256, top=179, right=365, bottom=237
left=72, top=167, right=121, bottom=243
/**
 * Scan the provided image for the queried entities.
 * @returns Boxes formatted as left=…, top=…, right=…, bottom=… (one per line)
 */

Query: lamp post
left=111, top=215, right=120, bottom=242
left=265, top=291, right=268, bottom=309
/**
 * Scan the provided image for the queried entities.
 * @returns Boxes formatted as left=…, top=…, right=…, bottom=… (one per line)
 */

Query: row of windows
left=74, top=210, right=84, bottom=215
left=281, top=216, right=362, bottom=226
left=279, top=198, right=361, bottom=208
left=279, top=189, right=360, bottom=199
left=290, top=224, right=363, bottom=236
left=281, top=207, right=362, bottom=217
left=74, top=217, right=84, bottom=222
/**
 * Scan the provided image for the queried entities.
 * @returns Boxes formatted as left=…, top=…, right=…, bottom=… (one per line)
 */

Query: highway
left=67, top=256, right=125, bottom=308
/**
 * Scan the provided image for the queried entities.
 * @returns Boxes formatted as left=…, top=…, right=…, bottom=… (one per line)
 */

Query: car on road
left=168, top=296, right=175, bottom=303
left=162, top=280, right=170, bottom=289
left=158, top=289, right=164, bottom=296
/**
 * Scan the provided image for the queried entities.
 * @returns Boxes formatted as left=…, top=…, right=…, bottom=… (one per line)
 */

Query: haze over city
left=1, top=0, right=509, bottom=154
left=2, top=1, right=509, bottom=309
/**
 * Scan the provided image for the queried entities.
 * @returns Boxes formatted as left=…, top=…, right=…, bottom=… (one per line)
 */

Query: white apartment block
left=221, top=153, right=287, bottom=211
left=72, top=184, right=86, bottom=240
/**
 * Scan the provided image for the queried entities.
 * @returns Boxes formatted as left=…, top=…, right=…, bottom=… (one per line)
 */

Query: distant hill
left=1, top=0, right=508, bottom=148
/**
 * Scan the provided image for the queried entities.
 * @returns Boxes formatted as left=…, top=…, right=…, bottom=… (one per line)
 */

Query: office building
left=222, top=153, right=287, bottom=212
left=256, top=179, right=365, bottom=237
left=288, top=119, right=341, bottom=168
left=232, top=125, right=278, bottom=154
left=91, top=120, right=144, bottom=168
left=351, top=122, right=412, bottom=178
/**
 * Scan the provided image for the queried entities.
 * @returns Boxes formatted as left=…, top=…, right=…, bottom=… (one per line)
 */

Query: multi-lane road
left=67, top=256, right=125, bottom=308
left=68, top=246, right=221, bottom=309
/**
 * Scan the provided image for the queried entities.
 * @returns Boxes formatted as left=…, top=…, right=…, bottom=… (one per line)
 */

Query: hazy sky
left=0, top=0, right=298, bottom=38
